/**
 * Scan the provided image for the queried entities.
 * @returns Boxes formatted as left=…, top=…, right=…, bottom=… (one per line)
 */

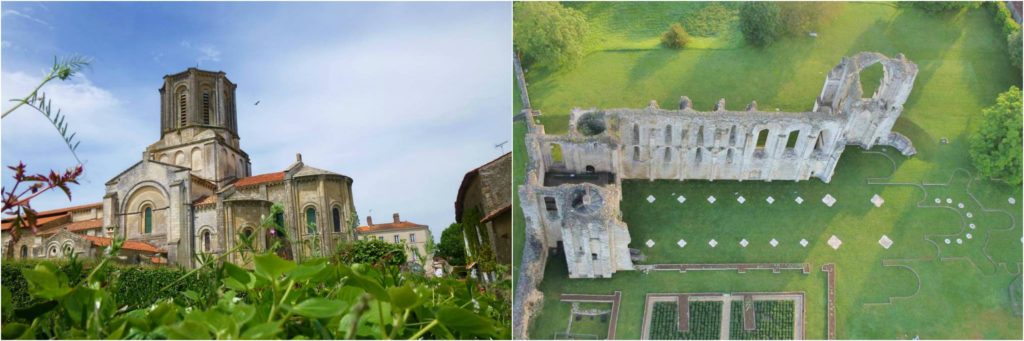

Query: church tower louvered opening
left=159, top=68, right=238, bottom=137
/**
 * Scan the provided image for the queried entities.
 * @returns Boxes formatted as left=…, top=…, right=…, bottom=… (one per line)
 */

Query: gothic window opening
left=727, top=148, right=735, bottom=163
left=664, top=147, right=672, bottom=163
left=143, top=206, right=153, bottom=234
left=786, top=130, right=800, bottom=149
left=815, top=131, right=827, bottom=151
left=695, top=148, right=703, bottom=163
left=756, top=130, right=769, bottom=148
left=664, top=125, right=672, bottom=145
left=633, top=146, right=641, bottom=162
left=332, top=207, right=342, bottom=233
left=696, top=126, right=704, bottom=146
left=729, top=125, right=738, bottom=146
left=201, top=89, right=211, bottom=125
left=632, top=124, right=640, bottom=145
left=550, top=144, right=564, bottom=163
left=680, top=128, right=688, bottom=144
left=306, top=207, right=317, bottom=235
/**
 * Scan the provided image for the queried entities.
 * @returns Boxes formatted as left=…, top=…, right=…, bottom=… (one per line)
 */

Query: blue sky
left=1, top=2, right=511, bottom=241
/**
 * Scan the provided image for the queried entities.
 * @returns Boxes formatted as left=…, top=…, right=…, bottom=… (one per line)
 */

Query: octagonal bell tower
left=146, top=68, right=250, bottom=187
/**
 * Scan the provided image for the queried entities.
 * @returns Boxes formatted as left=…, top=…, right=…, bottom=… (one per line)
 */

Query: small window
left=202, top=231, right=211, bottom=252
left=727, top=148, right=735, bottom=163
left=550, top=144, right=563, bottom=163
left=19, top=245, right=28, bottom=258
left=306, top=207, right=317, bottom=234
left=633, top=146, right=641, bottom=162
left=729, top=126, right=737, bottom=146
left=201, top=90, right=211, bottom=124
left=696, top=126, right=704, bottom=146
left=144, top=206, right=153, bottom=234
left=632, top=124, right=640, bottom=145
left=585, top=165, right=596, bottom=173
left=332, top=207, right=342, bottom=233
left=664, top=125, right=672, bottom=145
left=756, top=130, right=769, bottom=148
left=178, top=89, right=188, bottom=127
left=695, top=148, right=703, bottom=163
left=274, top=212, right=285, bottom=229
left=664, top=147, right=671, bottom=163
left=786, top=131, right=800, bottom=149
left=544, top=197, right=557, bottom=212
left=393, top=235, right=400, bottom=243
left=410, top=233, right=416, bottom=243
left=591, top=253, right=598, bottom=260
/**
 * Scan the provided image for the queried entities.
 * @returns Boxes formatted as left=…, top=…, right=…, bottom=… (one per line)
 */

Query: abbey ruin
left=513, top=52, right=918, bottom=338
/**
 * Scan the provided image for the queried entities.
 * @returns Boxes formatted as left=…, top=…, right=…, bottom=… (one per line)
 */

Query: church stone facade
left=3, top=68, right=357, bottom=268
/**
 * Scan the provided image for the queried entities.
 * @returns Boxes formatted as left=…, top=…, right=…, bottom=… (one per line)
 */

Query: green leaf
left=224, top=262, right=254, bottom=288
left=0, top=322, right=32, bottom=339
left=60, top=287, right=94, bottom=327
left=286, top=261, right=327, bottom=282
left=386, top=285, right=419, bottom=310
left=164, top=320, right=212, bottom=340
left=1, top=287, right=12, bottom=321
left=240, top=321, right=281, bottom=339
left=288, top=298, right=349, bottom=319
left=436, top=307, right=496, bottom=338
left=339, top=266, right=389, bottom=300
left=254, top=253, right=295, bottom=280
left=21, top=265, right=70, bottom=299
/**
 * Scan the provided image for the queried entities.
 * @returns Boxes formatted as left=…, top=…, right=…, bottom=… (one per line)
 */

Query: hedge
left=988, top=1, right=1021, bottom=38
left=2, top=262, right=216, bottom=313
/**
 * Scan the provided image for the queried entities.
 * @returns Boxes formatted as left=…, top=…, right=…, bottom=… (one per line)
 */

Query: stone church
left=2, top=68, right=357, bottom=267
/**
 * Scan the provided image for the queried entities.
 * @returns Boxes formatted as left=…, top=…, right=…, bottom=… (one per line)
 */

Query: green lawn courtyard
left=514, top=2, right=1022, bottom=339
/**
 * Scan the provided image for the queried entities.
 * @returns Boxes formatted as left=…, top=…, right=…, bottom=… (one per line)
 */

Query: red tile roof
left=66, top=219, right=103, bottom=232
left=2, top=214, right=71, bottom=231
left=2, top=202, right=102, bottom=229
left=82, top=235, right=164, bottom=253
left=192, top=195, right=217, bottom=206
left=234, top=172, right=285, bottom=188
left=356, top=221, right=429, bottom=234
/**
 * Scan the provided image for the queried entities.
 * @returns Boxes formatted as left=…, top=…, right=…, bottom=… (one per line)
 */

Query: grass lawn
left=649, top=301, right=723, bottom=340
left=566, top=310, right=611, bottom=339
left=516, top=2, right=1023, bottom=339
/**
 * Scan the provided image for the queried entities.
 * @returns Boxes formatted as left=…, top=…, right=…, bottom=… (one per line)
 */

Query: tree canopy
left=513, top=2, right=588, bottom=69
left=739, top=2, right=781, bottom=47
left=334, top=239, right=407, bottom=267
left=969, top=86, right=1023, bottom=185
left=436, top=223, right=467, bottom=266
left=661, top=23, right=693, bottom=49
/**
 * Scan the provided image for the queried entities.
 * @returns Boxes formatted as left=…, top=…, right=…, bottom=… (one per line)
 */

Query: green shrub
left=661, top=23, right=693, bottom=49
left=969, top=86, right=1023, bottom=186
left=990, top=1, right=1022, bottom=37
left=739, top=2, right=782, bottom=47
left=334, top=238, right=407, bottom=267
left=111, top=266, right=216, bottom=309
left=577, top=112, right=607, bottom=136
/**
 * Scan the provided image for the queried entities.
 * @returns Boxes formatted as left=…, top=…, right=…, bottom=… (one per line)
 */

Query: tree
left=969, top=86, right=1023, bottom=185
left=661, top=23, right=692, bottom=49
left=1009, top=29, right=1022, bottom=70
left=436, top=223, right=467, bottom=266
left=910, top=1, right=979, bottom=13
left=739, top=2, right=782, bottom=47
left=513, top=1, right=588, bottom=69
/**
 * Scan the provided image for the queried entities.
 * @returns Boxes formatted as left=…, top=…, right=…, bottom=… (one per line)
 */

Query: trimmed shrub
left=739, top=2, right=782, bottom=47
left=911, top=1, right=980, bottom=13
left=778, top=2, right=843, bottom=36
left=990, top=1, right=1022, bottom=37
left=112, top=266, right=216, bottom=309
left=681, top=3, right=736, bottom=37
left=1010, top=29, right=1022, bottom=70
left=334, top=239, right=407, bottom=267
left=969, top=86, right=1023, bottom=186
left=661, top=23, right=693, bottom=49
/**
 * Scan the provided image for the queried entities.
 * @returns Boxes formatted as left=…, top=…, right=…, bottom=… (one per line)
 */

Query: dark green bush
left=577, top=112, right=607, bottom=136
left=991, top=1, right=1022, bottom=37
left=436, top=223, right=467, bottom=266
left=111, top=266, right=216, bottom=309
left=334, top=238, right=407, bottom=267
left=910, top=1, right=980, bottom=13
left=1009, top=30, right=1022, bottom=70
left=661, top=23, right=693, bottom=49
left=681, top=3, right=736, bottom=37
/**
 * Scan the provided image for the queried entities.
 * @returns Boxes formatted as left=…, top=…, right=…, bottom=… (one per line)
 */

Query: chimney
left=393, top=213, right=400, bottom=223
left=367, top=216, right=373, bottom=226
left=296, top=153, right=303, bottom=162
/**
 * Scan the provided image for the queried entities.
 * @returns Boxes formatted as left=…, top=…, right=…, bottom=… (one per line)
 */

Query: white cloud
left=2, top=9, right=53, bottom=30
left=196, top=46, right=221, bottom=64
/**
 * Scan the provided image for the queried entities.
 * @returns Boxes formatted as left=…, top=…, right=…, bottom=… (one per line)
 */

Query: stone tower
left=146, top=68, right=251, bottom=187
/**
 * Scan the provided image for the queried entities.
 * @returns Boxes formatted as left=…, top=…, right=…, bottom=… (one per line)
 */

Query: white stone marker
left=966, top=233, right=972, bottom=240
left=769, top=238, right=779, bottom=247
left=739, top=239, right=749, bottom=248
left=957, top=203, right=964, bottom=209
left=737, top=196, right=746, bottom=204
left=956, top=238, right=963, bottom=245
left=646, top=239, right=655, bottom=248
left=879, top=235, right=893, bottom=249
left=969, top=223, right=976, bottom=230
left=944, top=238, right=951, bottom=244
left=707, top=195, right=717, bottom=204
left=934, top=198, right=941, bottom=204
left=800, top=239, right=809, bottom=247
left=827, top=235, right=842, bottom=250
left=708, top=239, right=718, bottom=248
left=677, top=239, right=687, bottom=248
left=966, top=212, right=973, bottom=218
left=677, top=195, right=687, bottom=204
left=795, top=196, right=804, bottom=204
left=946, top=198, right=952, bottom=204
left=822, top=194, right=837, bottom=207
left=1009, top=197, right=1016, bottom=205
left=871, top=194, right=885, bottom=208
left=647, top=195, right=656, bottom=203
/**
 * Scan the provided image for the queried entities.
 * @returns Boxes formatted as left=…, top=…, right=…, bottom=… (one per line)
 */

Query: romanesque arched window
left=175, top=151, right=187, bottom=167
left=756, top=129, right=769, bottom=148
left=696, top=126, right=704, bottom=146
left=274, top=212, right=285, bottom=230
left=201, top=87, right=212, bottom=125
left=191, top=148, right=203, bottom=171
left=143, top=206, right=153, bottom=234
left=202, top=230, right=211, bottom=252
left=176, top=86, right=188, bottom=128
left=727, top=148, right=735, bottom=163
left=664, top=147, right=671, bottom=163
left=306, top=207, right=317, bottom=235
left=633, top=146, right=641, bottom=162
left=664, top=125, right=672, bottom=145
left=695, top=148, right=703, bottom=163
left=729, top=125, right=738, bottom=146
left=332, top=207, right=342, bottom=233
